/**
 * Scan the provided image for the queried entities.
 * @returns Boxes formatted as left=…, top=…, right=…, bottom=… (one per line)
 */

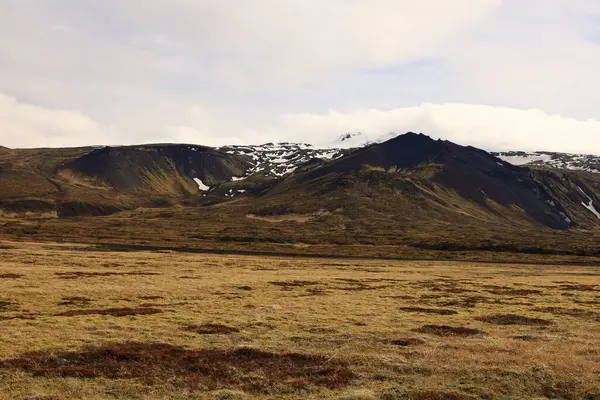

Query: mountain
left=0, top=144, right=250, bottom=217
left=0, top=142, right=352, bottom=217
left=1, top=132, right=599, bottom=259
left=252, top=132, right=600, bottom=231
left=1, top=133, right=599, bottom=232
left=61, top=144, right=251, bottom=194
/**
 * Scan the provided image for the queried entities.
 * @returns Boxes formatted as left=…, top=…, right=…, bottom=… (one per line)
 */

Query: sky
left=1, top=0, right=600, bottom=153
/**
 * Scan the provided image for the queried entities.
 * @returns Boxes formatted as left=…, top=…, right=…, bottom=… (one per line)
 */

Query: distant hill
left=0, top=133, right=598, bottom=232
left=252, top=132, right=600, bottom=231
left=0, top=144, right=249, bottom=216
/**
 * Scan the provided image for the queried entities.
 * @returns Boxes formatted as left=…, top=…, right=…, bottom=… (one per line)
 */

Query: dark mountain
left=1, top=133, right=598, bottom=233
left=0, top=144, right=250, bottom=217
left=253, top=133, right=600, bottom=230
left=1, top=133, right=599, bottom=259
left=61, top=144, right=250, bottom=194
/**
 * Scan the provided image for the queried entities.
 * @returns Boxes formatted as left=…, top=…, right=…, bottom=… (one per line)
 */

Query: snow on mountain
left=214, top=134, right=600, bottom=180
left=329, top=132, right=372, bottom=148
left=493, top=151, right=600, bottom=173
left=219, top=142, right=347, bottom=177
left=193, top=178, right=210, bottom=191
left=327, top=131, right=406, bottom=148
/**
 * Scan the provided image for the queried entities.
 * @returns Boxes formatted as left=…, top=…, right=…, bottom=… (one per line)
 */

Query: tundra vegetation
left=0, top=240, right=599, bottom=399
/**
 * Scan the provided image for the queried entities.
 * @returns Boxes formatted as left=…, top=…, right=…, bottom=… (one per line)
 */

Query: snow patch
left=578, top=187, right=600, bottom=220
left=220, top=142, right=345, bottom=178
left=193, top=178, right=210, bottom=192
left=497, top=154, right=552, bottom=166
left=494, top=151, right=600, bottom=173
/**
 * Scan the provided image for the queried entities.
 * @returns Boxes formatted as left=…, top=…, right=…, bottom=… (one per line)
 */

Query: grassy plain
left=1, top=240, right=599, bottom=399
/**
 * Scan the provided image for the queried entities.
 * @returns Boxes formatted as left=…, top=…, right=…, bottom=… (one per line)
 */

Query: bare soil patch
left=246, top=211, right=330, bottom=223
left=476, top=314, right=553, bottom=326
left=410, top=280, right=471, bottom=294
left=437, top=295, right=493, bottom=308
left=484, top=285, right=541, bottom=296
left=301, top=288, right=328, bottom=296
left=138, top=295, right=164, bottom=300
left=57, top=296, right=92, bottom=306
left=406, top=390, right=475, bottom=400
left=513, top=335, right=540, bottom=341
left=400, top=307, right=458, bottom=316
left=332, top=279, right=391, bottom=291
left=415, top=325, right=484, bottom=337
left=0, top=273, right=23, bottom=279
left=56, top=271, right=160, bottom=279
left=534, top=307, right=600, bottom=321
left=390, top=338, right=426, bottom=347
left=270, top=280, right=320, bottom=287
left=183, top=324, right=240, bottom=335
left=0, top=300, right=16, bottom=312
left=55, top=307, right=163, bottom=317
left=0, top=342, right=356, bottom=392
left=558, top=284, right=599, bottom=292
left=0, top=314, right=36, bottom=321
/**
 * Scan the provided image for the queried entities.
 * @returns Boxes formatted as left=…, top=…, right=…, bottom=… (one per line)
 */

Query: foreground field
left=1, top=241, right=599, bottom=399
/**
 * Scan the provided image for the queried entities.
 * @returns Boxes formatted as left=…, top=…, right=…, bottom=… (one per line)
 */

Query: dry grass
left=1, top=239, right=600, bottom=399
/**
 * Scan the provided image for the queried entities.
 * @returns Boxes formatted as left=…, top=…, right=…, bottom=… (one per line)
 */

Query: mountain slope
left=0, top=144, right=251, bottom=216
left=1, top=134, right=599, bottom=231
left=61, top=144, right=251, bottom=195
left=252, top=133, right=600, bottom=231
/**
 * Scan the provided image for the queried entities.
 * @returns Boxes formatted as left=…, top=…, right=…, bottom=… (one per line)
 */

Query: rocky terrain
left=494, top=151, right=600, bottom=173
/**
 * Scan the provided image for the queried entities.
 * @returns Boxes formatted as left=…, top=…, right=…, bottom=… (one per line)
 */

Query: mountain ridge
left=0, top=132, right=598, bottom=231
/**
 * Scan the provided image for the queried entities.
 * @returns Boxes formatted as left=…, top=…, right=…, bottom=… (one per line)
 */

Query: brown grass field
left=1, top=240, right=600, bottom=399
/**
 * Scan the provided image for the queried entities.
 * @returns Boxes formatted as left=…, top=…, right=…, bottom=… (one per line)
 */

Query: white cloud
left=2, top=1, right=600, bottom=154
left=273, top=104, right=600, bottom=154
left=114, top=0, right=501, bottom=88
left=4, top=94, right=600, bottom=155
left=0, top=93, right=120, bottom=148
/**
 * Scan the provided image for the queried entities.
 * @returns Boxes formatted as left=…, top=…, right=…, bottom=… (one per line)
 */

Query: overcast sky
left=2, top=0, right=600, bottom=153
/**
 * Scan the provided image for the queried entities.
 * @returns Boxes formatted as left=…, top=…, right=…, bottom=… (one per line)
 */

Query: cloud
left=4, top=93, right=600, bottom=155
left=274, top=104, right=600, bottom=154
left=113, top=0, right=501, bottom=88
left=140, top=103, right=600, bottom=155
left=2, top=1, right=600, bottom=154
left=0, top=93, right=120, bottom=148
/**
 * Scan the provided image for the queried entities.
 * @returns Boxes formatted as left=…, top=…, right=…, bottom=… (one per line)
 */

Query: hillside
left=0, top=144, right=251, bottom=217
left=254, top=133, right=600, bottom=230
left=1, top=132, right=599, bottom=260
